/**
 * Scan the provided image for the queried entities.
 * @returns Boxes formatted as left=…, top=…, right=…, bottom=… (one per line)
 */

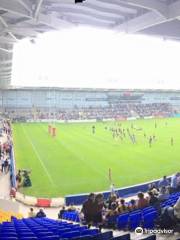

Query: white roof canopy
left=1, top=0, right=180, bottom=87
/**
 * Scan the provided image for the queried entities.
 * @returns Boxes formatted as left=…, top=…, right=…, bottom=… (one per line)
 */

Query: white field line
left=21, top=124, right=55, bottom=187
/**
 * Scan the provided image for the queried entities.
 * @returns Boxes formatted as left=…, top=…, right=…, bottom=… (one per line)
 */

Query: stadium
left=0, top=1, right=180, bottom=240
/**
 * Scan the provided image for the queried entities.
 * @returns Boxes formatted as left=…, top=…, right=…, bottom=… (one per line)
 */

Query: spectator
left=162, top=197, right=180, bottom=226
left=117, top=199, right=128, bottom=214
left=58, top=206, right=66, bottom=219
left=148, top=191, right=159, bottom=207
left=4, top=158, right=9, bottom=174
left=28, top=208, right=36, bottom=218
left=67, top=204, right=76, bottom=212
left=1, top=156, right=5, bottom=173
left=93, top=193, right=105, bottom=226
left=137, top=192, right=149, bottom=209
left=107, top=194, right=118, bottom=210
left=36, top=209, right=46, bottom=218
left=148, top=183, right=159, bottom=195
left=158, top=176, right=169, bottom=189
left=158, top=186, right=169, bottom=202
left=105, top=202, right=117, bottom=218
left=128, top=199, right=137, bottom=211
left=173, top=197, right=180, bottom=220
left=170, top=172, right=180, bottom=193
left=81, top=193, right=95, bottom=225
left=16, top=171, right=22, bottom=188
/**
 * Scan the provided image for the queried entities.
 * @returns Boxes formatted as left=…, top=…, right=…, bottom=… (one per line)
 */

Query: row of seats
left=116, top=206, right=157, bottom=230
left=161, top=192, right=180, bottom=208
left=63, top=192, right=180, bottom=231
left=0, top=217, right=130, bottom=240
left=62, top=206, right=157, bottom=231
left=0, top=217, right=158, bottom=240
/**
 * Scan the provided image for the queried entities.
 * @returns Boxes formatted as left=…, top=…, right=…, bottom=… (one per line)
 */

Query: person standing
left=81, top=193, right=95, bottom=226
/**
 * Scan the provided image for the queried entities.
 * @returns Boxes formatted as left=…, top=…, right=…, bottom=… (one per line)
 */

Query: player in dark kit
left=149, top=136, right=152, bottom=147
left=92, top=125, right=96, bottom=134
left=171, top=137, right=174, bottom=146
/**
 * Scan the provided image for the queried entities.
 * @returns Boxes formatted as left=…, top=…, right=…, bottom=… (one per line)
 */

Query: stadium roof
left=1, top=0, right=180, bottom=88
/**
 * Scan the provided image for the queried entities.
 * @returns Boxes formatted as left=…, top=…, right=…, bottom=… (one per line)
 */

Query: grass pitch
left=12, top=118, right=180, bottom=198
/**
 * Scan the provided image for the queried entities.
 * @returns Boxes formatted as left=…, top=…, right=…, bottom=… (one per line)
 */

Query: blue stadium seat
left=40, top=235, right=59, bottom=240
left=99, top=231, right=113, bottom=239
left=0, top=238, right=18, bottom=240
left=61, top=230, right=81, bottom=238
left=107, top=215, right=118, bottom=228
left=71, top=236, right=92, bottom=240
left=19, top=237, right=38, bottom=240
left=140, top=235, right=156, bottom=240
left=143, top=212, right=157, bottom=229
left=116, top=213, right=129, bottom=229
left=81, top=229, right=99, bottom=236
left=111, top=233, right=130, bottom=240
left=129, top=212, right=142, bottom=230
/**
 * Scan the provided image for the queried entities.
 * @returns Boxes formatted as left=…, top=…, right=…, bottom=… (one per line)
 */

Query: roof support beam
left=0, top=16, right=19, bottom=42
left=0, top=0, right=31, bottom=17
left=168, top=0, right=180, bottom=19
left=0, top=47, right=12, bottom=53
left=16, top=0, right=32, bottom=14
left=115, top=11, right=167, bottom=32
left=114, top=0, right=180, bottom=33
left=0, top=36, right=17, bottom=44
left=34, top=0, right=44, bottom=19
left=0, top=0, right=74, bottom=29
left=123, top=0, right=167, bottom=17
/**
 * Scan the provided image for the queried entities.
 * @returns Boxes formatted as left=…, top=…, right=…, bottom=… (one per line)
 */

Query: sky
left=11, top=26, right=180, bottom=89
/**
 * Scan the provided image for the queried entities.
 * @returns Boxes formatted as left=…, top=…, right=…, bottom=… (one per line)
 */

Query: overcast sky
left=11, top=26, right=180, bottom=89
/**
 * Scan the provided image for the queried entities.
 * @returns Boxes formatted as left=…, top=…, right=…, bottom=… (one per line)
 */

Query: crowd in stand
left=0, top=120, right=12, bottom=175
left=54, top=174, right=180, bottom=230
left=25, top=173, right=180, bottom=232
left=5, top=103, right=173, bottom=121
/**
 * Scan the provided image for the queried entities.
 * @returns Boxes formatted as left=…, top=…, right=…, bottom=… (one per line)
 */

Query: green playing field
left=12, top=118, right=180, bottom=198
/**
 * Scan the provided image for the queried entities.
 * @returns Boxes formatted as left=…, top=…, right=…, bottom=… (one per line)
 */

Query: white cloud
left=11, top=26, right=180, bottom=89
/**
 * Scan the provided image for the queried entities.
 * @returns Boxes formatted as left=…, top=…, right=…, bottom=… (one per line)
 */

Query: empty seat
left=111, top=233, right=131, bottom=240
left=81, top=229, right=99, bottom=236
left=140, top=235, right=156, bottom=240
left=61, top=230, right=81, bottom=238
left=129, top=213, right=142, bottom=230
left=116, top=214, right=129, bottom=229
left=143, top=212, right=157, bottom=229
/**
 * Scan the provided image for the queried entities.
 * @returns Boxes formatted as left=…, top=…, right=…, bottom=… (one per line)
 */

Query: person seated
left=67, top=204, right=76, bottom=212
left=158, top=176, right=169, bottom=189
left=28, top=208, right=36, bottom=218
left=160, top=197, right=180, bottom=228
left=107, top=194, right=118, bottom=210
left=137, top=192, right=149, bottom=209
left=173, top=197, right=180, bottom=221
left=117, top=199, right=128, bottom=214
left=148, top=191, right=159, bottom=207
left=158, top=186, right=169, bottom=202
left=36, top=209, right=46, bottom=218
left=128, top=199, right=137, bottom=211
left=105, top=202, right=118, bottom=218
left=58, top=206, right=66, bottom=219
left=170, top=172, right=180, bottom=193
